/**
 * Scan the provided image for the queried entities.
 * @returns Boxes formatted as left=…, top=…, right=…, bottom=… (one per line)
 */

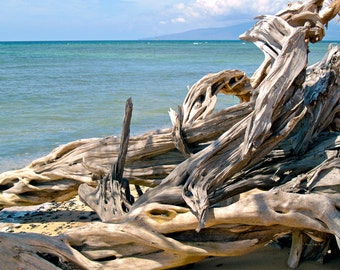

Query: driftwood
left=0, top=0, right=340, bottom=269
left=78, top=98, right=135, bottom=221
left=0, top=72, right=253, bottom=208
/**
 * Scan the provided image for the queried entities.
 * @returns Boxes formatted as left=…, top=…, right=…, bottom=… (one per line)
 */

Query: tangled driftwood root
left=0, top=1, right=340, bottom=269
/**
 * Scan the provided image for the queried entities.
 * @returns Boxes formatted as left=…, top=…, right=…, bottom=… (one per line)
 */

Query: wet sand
left=0, top=196, right=339, bottom=269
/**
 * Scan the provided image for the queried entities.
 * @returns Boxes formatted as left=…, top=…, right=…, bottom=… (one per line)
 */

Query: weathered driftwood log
left=0, top=75, right=252, bottom=208
left=134, top=14, right=325, bottom=229
left=78, top=98, right=135, bottom=221
left=0, top=1, right=339, bottom=269
left=0, top=159, right=338, bottom=269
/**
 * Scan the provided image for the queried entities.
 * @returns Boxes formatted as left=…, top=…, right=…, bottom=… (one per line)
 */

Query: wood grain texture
left=0, top=1, right=339, bottom=269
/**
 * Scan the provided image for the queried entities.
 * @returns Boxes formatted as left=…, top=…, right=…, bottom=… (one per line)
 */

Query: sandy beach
left=0, top=196, right=339, bottom=270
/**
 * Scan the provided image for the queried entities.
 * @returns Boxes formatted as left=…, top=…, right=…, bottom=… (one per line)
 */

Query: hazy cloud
left=156, top=0, right=289, bottom=31
left=173, top=0, right=288, bottom=20
left=171, top=17, right=187, bottom=23
left=0, top=0, right=337, bottom=41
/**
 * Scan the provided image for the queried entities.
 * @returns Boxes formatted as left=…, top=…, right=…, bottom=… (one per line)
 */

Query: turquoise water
left=0, top=40, right=336, bottom=172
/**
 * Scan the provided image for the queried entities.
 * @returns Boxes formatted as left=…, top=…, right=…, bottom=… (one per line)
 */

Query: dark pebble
left=68, top=201, right=76, bottom=207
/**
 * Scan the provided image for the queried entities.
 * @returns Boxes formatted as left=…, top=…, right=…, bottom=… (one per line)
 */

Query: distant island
left=143, top=21, right=339, bottom=41
left=143, top=22, right=252, bottom=40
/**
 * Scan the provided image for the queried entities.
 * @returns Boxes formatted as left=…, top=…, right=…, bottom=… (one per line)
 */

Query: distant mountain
left=143, top=21, right=338, bottom=41
left=144, top=22, right=253, bottom=40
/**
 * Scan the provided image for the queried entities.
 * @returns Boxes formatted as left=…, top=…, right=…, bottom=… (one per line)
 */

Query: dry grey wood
left=1, top=176, right=338, bottom=269
left=1, top=151, right=339, bottom=269
left=169, top=106, right=192, bottom=158
left=288, top=230, right=305, bottom=269
left=0, top=92, right=252, bottom=208
left=66, top=154, right=339, bottom=269
left=209, top=131, right=340, bottom=205
left=78, top=98, right=134, bottom=221
left=134, top=40, right=339, bottom=230
left=0, top=1, right=339, bottom=269
left=183, top=16, right=308, bottom=229
left=181, top=69, right=252, bottom=125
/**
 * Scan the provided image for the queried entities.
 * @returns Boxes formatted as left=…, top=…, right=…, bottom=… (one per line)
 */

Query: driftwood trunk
left=1, top=0, right=340, bottom=269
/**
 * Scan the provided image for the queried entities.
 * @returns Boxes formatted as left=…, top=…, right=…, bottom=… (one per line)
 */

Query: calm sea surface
left=0, top=40, right=336, bottom=172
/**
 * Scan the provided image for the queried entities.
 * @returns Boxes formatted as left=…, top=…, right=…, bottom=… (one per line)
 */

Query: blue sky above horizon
left=0, top=0, right=338, bottom=41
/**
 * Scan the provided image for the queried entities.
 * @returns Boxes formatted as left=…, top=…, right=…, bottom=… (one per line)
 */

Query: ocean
left=0, top=40, right=336, bottom=172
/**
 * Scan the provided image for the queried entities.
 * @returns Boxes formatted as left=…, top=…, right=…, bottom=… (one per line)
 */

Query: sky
left=0, top=0, right=338, bottom=41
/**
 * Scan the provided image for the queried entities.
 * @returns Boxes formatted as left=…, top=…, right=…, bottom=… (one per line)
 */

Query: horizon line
left=1, top=38, right=339, bottom=43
